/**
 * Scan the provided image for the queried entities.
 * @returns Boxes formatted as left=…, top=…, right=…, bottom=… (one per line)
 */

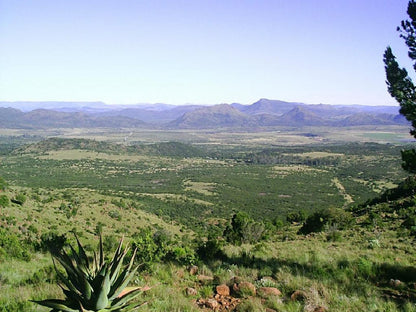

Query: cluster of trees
left=242, top=150, right=341, bottom=167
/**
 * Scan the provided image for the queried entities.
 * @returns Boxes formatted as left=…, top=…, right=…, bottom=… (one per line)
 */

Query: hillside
left=0, top=99, right=406, bottom=130
left=232, top=98, right=303, bottom=115
left=0, top=108, right=147, bottom=129
left=168, top=104, right=252, bottom=128
left=1, top=170, right=416, bottom=311
left=276, top=106, right=328, bottom=126
left=15, top=137, right=205, bottom=158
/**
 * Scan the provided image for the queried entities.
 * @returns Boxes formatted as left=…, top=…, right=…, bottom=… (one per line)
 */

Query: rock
left=176, top=268, right=184, bottom=279
left=205, top=298, right=219, bottom=310
left=258, top=287, right=282, bottom=298
left=216, top=284, right=230, bottom=296
left=186, top=287, right=197, bottom=296
left=229, top=276, right=243, bottom=284
left=313, top=306, right=328, bottom=312
left=266, top=309, right=278, bottom=312
left=290, top=290, right=307, bottom=302
left=233, top=282, right=256, bottom=297
left=189, top=265, right=198, bottom=275
left=198, top=275, right=214, bottom=285
left=389, top=279, right=402, bottom=288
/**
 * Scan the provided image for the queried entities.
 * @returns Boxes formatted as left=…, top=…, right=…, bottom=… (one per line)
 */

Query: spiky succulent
left=32, top=235, right=145, bottom=312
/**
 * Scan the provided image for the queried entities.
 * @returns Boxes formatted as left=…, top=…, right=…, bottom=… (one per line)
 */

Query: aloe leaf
left=99, top=234, right=104, bottom=267
left=80, top=273, right=93, bottom=301
left=108, top=300, right=148, bottom=312
left=110, top=287, right=142, bottom=309
left=54, top=259, right=82, bottom=296
left=94, top=269, right=110, bottom=310
left=30, top=299, right=79, bottom=312
left=108, top=265, right=139, bottom=301
left=109, top=249, right=128, bottom=285
left=75, top=233, right=90, bottom=269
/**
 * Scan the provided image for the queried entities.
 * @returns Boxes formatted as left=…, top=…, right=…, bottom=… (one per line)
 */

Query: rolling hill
left=0, top=99, right=406, bottom=129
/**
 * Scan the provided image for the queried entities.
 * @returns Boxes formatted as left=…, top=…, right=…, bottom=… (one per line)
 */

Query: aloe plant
left=32, top=235, right=145, bottom=311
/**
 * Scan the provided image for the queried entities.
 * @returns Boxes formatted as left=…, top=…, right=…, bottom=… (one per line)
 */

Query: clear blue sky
left=0, top=0, right=412, bottom=105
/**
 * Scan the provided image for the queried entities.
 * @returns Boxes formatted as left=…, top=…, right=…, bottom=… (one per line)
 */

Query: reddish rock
left=206, top=298, right=219, bottom=310
left=290, top=290, right=307, bottom=302
left=198, top=274, right=214, bottom=285
left=258, top=287, right=282, bottom=298
left=186, top=287, right=197, bottom=296
left=189, top=265, right=198, bottom=275
left=389, top=279, right=402, bottom=288
left=216, top=284, right=230, bottom=296
left=314, top=306, right=328, bottom=312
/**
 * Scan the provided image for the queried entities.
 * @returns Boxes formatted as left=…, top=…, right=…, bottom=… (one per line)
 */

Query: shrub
left=196, top=237, right=224, bottom=261
left=132, top=228, right=169, bottom=269
left=0, top=195, right=9, bottom=207
left=39, top=231, right=67, bottom=253
left=22, top=265, right=56, bottom=285
left=108, top=210, right=122, bottom=221
left=0, top=176, right=7, bottom=191
left=12, top=193, right=26, bottom=206
left=0, top=228, right=31, bottom=261
left=286, top=210, right=306, bottom=223
left=224, top=212, right=267, bottom=245
left=167, top=245, right=197, bottom=266
left=298, top=207, right=353, bottom=235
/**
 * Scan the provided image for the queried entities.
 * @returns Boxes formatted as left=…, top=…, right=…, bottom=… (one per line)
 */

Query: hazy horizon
left=0, top=1, right=411, bottom=106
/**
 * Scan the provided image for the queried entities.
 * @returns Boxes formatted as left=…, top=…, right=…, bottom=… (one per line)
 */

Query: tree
left=223, top=212, right=266, bottom=245
left=384, top=0, right=416, bottom=173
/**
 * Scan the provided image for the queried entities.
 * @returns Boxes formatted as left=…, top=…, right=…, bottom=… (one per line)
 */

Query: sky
left=0, top=0, right=413, bottom=106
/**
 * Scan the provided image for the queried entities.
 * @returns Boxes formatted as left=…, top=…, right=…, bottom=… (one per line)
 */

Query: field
left=0, top=125, right=415, bottom=311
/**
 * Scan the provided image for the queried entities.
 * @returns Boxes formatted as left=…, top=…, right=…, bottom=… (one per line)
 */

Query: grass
left=2, top=210, right=416, bottom=311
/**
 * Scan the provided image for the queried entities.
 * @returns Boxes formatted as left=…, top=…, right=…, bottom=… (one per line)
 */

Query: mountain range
left=0, top=99, right=407, bottom=129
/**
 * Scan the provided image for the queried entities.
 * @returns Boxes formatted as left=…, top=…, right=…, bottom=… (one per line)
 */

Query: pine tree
left=384, top=0, right=416, bottom=173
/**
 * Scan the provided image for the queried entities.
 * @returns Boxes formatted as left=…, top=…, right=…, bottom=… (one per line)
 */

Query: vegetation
left=33, top=235, right=144, bottom=312
left=0, top=125, right=414, bottom=311
left=0, top=87, right=415, bottom=312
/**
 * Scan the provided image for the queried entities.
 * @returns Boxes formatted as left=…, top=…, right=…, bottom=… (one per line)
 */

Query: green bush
left=22, top=265, right=56, bottom=285
left=286, top=210, right=306, bottom=223
left=12, top=193, right=26, bottom=206
left=224, top=212, right=267, bottom=245
left=132, top=228, right=170, bottom=269
left=39, top=231, right=67, bottom=253
left=0, top=228, right=31, bottom=261
left=0, top=195, right=9, bottom=207
left=196, top=237, right=223, bottom=261
left=298, top=207, right=353, bottom=235
left=0, top=299, right=32, bottom=312
left=108, top=210, right=122, bottom=220
left=0, top=176, right=7, bottom=191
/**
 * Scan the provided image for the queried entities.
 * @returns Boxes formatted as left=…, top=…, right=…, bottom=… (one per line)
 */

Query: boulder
left=198, top=275, right=214, bottom=285
left=185, top=287, right=197, bottom=296
left=216, top=284, right=230, bottom=296
left=188, top=265, right=198, bottom=275
left=290, top=290, right=307, bottom=302
left=257, top=287, right=282, bottom=298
